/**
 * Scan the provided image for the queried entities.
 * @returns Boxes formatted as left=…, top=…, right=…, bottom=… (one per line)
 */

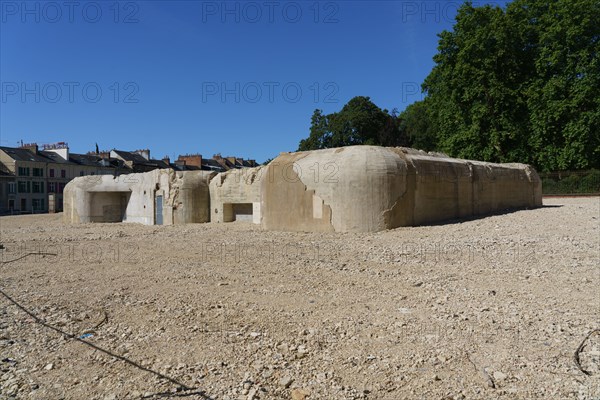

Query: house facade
left=0, top=169, right=16, bottom=213
left=0, top=143, right=123, bottom=214
left=0, top=145, right=55, bottom=213
left=0, top=142, right=259, bottom=215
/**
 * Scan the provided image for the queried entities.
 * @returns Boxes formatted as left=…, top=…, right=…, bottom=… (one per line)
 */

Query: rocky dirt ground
left=0, top=197, right=598, bottom=400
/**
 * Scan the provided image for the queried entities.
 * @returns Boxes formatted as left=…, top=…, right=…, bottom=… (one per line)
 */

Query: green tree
left=516, top=0, right=600, bottom=170
left=422, top=0, right=599, bottom=171
left=423, top=2, right=533, bottom=164
left=298, top=96, right=409, bottom=151
left=398, top=100, right=436, bottom=151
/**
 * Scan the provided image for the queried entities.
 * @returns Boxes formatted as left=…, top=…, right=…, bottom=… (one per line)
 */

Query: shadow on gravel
left=404, top=205, right=556, bottom=228
left=141, top=390, right=214, bottom=399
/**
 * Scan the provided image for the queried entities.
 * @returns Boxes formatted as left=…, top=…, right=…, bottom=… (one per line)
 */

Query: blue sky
left=1, top=0, right=507, bottom=163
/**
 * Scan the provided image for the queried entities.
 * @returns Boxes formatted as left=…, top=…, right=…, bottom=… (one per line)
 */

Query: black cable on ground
left=0, top=252, right=57, bottom=264
left=0, top=287, right=208, bottom=396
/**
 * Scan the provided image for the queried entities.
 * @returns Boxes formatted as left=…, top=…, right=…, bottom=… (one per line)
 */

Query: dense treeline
left=298, top=0, right=599, bottom=172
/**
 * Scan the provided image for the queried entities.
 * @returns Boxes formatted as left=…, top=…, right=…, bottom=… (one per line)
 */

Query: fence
left=540, top=169, right=600, bottom=195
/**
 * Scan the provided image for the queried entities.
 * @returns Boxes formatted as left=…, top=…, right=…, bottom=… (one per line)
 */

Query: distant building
left=0, top=141, right=258, bottom=214
left=172, top=154, right=256, bottom=173
left=0, top=143, right=124, bottom=214
left=212, top=154, right=257, bottom=170
left=0, top=144, right=57, bottom=213
left=110, top=149, right=170, bottom=173
left=172, top=154, right=204, bottom=171
left=201, top=158, right=226, bottom=172
left=0, top=168, right=16, bottom=213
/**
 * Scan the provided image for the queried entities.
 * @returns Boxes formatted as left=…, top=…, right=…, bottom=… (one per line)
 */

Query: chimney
left=44, top=142, right=69, bottom=161
left=177, top=154, right=202, bottom=167
left=20, top=142, right=38, bottom=153
left=134, top=149, right=150, bottom=160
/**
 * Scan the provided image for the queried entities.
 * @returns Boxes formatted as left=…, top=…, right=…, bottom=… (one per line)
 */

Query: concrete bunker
left=88, top=191, right=132, bottom=222
left=64, top=146, right=542, bottom=232
left=221, top=203, right=254, bottom=222
left=63, top=169, right=214, bottom=225
left=210, top=166, right=264, bottom=224
left=261, top=146, right=542, bottom=232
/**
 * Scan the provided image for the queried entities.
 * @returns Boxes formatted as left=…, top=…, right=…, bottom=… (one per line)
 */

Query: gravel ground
left=0, top=197, right=599, bottom=400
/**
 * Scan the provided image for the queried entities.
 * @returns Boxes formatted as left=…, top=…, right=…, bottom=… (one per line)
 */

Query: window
left=48, top=182, right=56, bottom=193
left=80, top=171, right=84, bottom=176
left=32, top=168, right=44, bottom=177
left=8, top=182, right=16, bottom=194
left=32, top=182, right=44, bottom=193
left=18, top=181, right=30, bottom=193
left=18, top=167, right=30, bottom=176
left=49, top=169, right=55, bottom=177
left=32, top=198, right=45, bottom=211
left=61, top=169, right=66, bottom=178
left=58, top=183, right=65, bottom=194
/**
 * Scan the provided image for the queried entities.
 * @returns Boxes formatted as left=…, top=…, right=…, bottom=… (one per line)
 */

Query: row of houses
left=0, top=142, right=257, bottom=214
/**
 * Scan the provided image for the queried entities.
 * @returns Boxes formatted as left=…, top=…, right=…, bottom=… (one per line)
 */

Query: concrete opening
left=223, top=203, right=253, bottom=222
left=155, top=195, right=163, bottom=225
left=89, top=191, right=131, bottom=222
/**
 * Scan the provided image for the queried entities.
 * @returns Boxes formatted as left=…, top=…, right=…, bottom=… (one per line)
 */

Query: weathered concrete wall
left=261, top=146, right=542, bottom=233
left=63, top=169, right=214, bottom=225
left=209, top=166, right=264, bottom=224
left=171, top=171, right=214, bottom=224
left=65, top=146, right=541, bottom=230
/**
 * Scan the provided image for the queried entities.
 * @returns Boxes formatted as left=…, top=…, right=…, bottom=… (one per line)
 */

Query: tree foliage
left=297, top=1, right=598, bottom=171
left=298, top=96, right=410, bottom=151
left=423, top=0, right=599, bottom=171
left=398, top=100, right=436, bottom=151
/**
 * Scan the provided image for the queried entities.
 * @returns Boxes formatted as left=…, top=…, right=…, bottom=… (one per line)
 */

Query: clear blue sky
left=1, top=0, right=507, bottom=163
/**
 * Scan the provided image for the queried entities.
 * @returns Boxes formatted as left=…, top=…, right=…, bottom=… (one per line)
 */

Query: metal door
left=155, top=195, right=163, bottom=225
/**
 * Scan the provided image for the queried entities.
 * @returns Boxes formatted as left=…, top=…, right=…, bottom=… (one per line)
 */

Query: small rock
left=279, top=375, right=293, bottom=388
left=493, top=371, right=507, bottom=381
left=247, top=387, right=258, bottom=400
left=291, top=388, right=310, bottom=400
left=44, top=363, right=54, bottom=371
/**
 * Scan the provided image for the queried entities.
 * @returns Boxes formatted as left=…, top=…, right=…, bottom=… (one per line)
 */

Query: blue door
left=155, top=195, right=163, bottom=225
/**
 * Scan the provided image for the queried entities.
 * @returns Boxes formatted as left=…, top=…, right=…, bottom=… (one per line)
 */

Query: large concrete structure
left=261, top=146, right=542, bottom=232
left=64, top=146, right=542, bottom=232
left=63, top=169, right=214, bottom=225
left=209, top=166, right=264, bottom=224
